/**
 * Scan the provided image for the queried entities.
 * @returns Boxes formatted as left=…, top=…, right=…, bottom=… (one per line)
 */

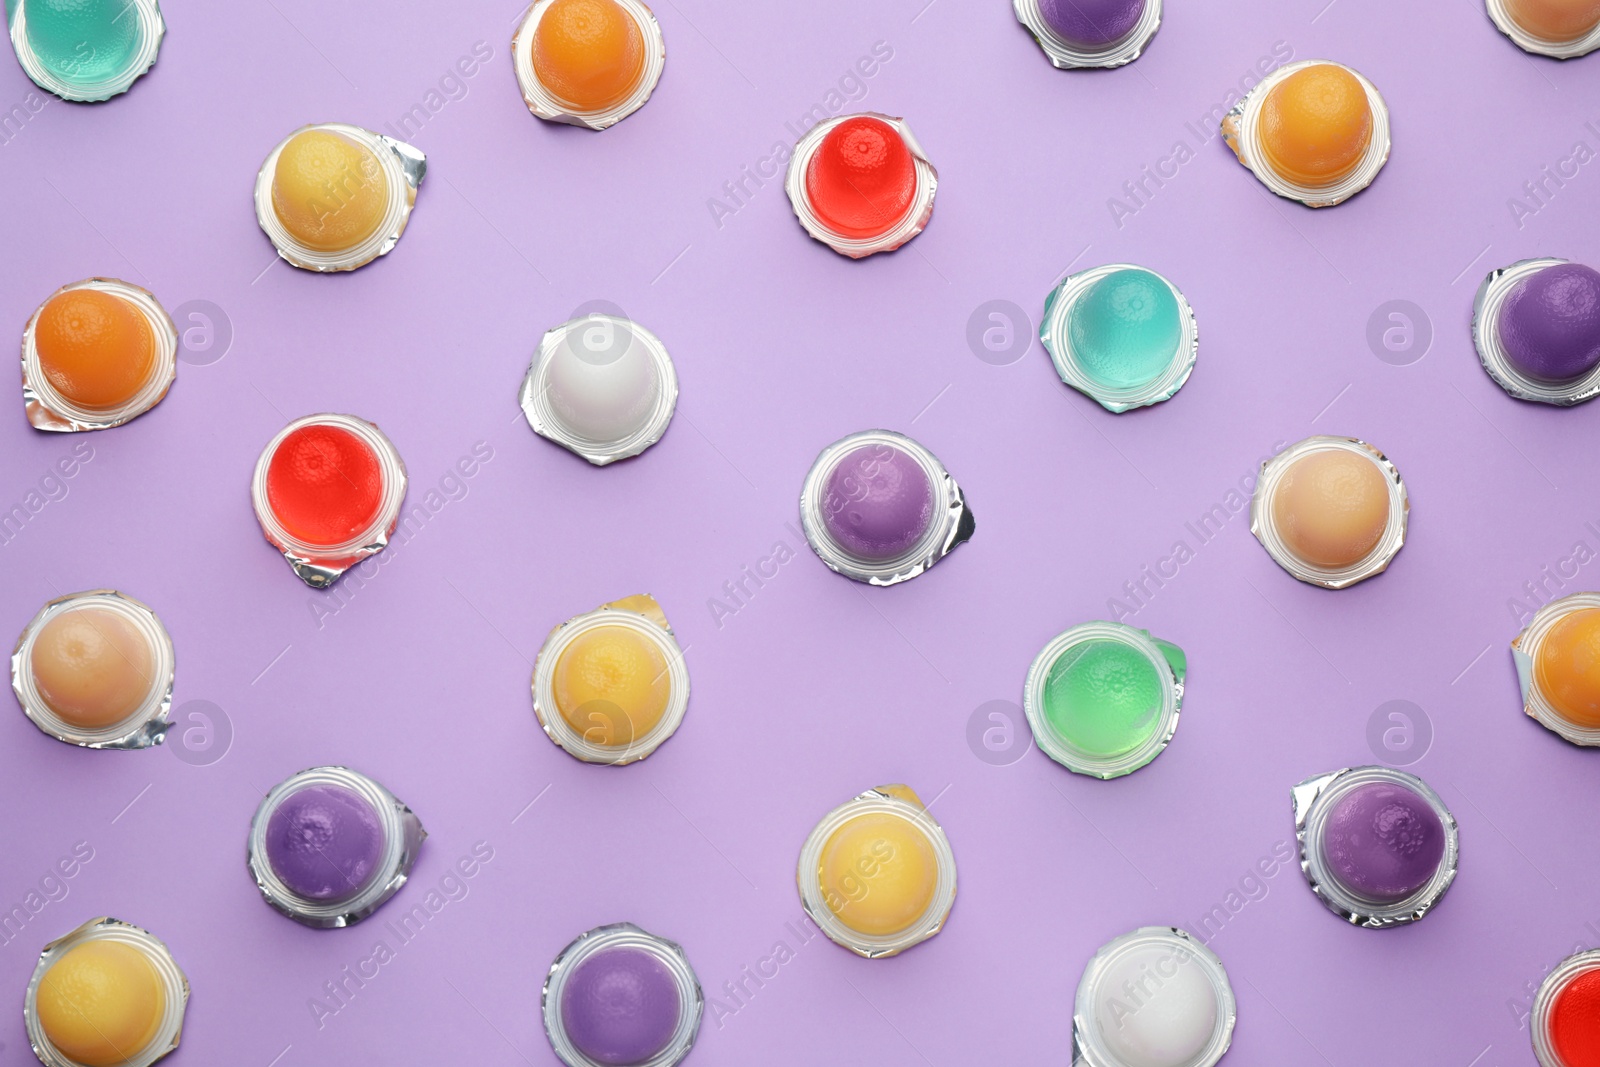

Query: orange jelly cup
left=1259, top=63, right=1374, bottom=188
left=532, top=0, right=647, bottom=112
left=1506, top=0, right=1600, bottom=41
left=35, top=288, right=155, bottom=411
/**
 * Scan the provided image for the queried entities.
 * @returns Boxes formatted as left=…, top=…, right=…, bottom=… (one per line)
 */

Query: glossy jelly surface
left=1536, top=607, right=1600, bottom=729
left=1260, top=64, right=1373, bottom=187
left=1040, top=639, right=1164, bottom=758
left=35, top=289, right=155, bottom=410
left=1067, top=269, right=1182, bottom=389
left=817, top=811, right=939, bottom=937
left=552, top=624, right=672, bottom=746
left=30, top=606, right=155, bottom=729
left=532, top=0, right=646, bottom=111
left=1270, top=450, right=1390, bottom=569
left=264, top=424, right=385, bottom=547
left=805, top=117, right=917, bottom=238
left=271, top=129, right=390, bottom=252
left=36, top=939, right=165, bottom=1067
left=24, top=0, right=142, bottom=82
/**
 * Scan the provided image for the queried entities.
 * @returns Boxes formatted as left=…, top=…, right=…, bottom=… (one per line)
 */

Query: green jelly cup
left=1040, top=264, right=1198, bottom=414
left=9, top=0, right=165, bottom=103
left=1023, top=621, right=1185, bottom=779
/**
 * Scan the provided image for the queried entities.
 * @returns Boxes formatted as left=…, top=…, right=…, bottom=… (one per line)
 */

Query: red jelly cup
left=251, top=414, right=408, bottom=588
left=785, top=112, right=937, bottom=258
left=1535, top=950, right=1600, bottom=1067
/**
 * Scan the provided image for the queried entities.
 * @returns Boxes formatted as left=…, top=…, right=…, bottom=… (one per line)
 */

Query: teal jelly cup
left=1041, top=264, right=1197, bottom=413
left=1023, top=621, right=1186, bottom=778
left=9, top=0, right=165, bottom=102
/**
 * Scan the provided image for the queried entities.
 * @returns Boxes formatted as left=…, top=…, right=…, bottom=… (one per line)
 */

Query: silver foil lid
left=254, top=123, right=426, bottom=272
left=25, top=916, right=189, bottom=1067
left=1250, top=434, right=1408, bottom=589
left=1221, top=59, right=1391, bottom=208
left=1473, top=258, right=1600, bottom=406
left=247, top=765, right=426, bottom=929
left=1040, top=263, right=1198, bottom=413
left=531, top=594, right=690, bottom=765
left=512, top=0, right=666, bottom=130
left=1012, top=0, right=1163, bottom=69
left=542, top=922, right=704, bottom=1067
left=250, top=412, right=409, bottom=589
left=1512, top=591, right=1600, bottom=745
left=1486, top=0, right=1600, bottom=58
left=1292, top=765, right=1459, bottom=928
left=11, top=589, right=174, bottom=750
left=1072, top=926, right=1235, bottom=1067
left=8, top=0, right=164, bottom=102
left=799, top=429, right=974, bottom=586
left=785, top=112, right=937, bottom=258
left=795, top=784, right=957, bottom=959
left=21, top=278, right=178, bottom=433
left=1023, top=621, right=1185, bottom=779
left=520, top=315, right=679, bottom=466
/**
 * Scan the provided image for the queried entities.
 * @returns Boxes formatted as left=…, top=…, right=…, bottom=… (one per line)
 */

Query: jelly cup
left=796, top=784, right=957, bottom=959
left=513, top=0, right=666, bottom=130
left=251, top=413, right=409, bottom=589
left=1222, top=59, right=1391, bottom=208
left=1072, top=927, right=1235, bottom=1067
left=1023, top=621, right=1186, bottom=779
left=254, top=123, right=426, bottom=272
left=1013, top=0, right=1163, bottom=69
left=22, top=279, right=177, bottom=433
left=8, top=0, right=164, bottom=102
left=1512, top=591, right=1600, bottom=745
left=785, top=112, right=937, bottom=258
left=1292, top=766, right=1459, bottom=928
left=1251, top=435, right=1408, bottom=589
left=247, top=766, right=426, bottom=929
left=799, top=429, right=974, bottom=586
left=1474, top=258, right=1600, bottom=405
left=1488, top=0, right=1600, bottom=58
left=1534, top=948, right=1600, bottom=1067
left=520, top=314, right=678, bottom=465
left=532, top=595, right=690, bottom=765
left=11, top=589, right=173, bottom=750
left=1041, top=263, right=1198, bottom=413
left=542, top=923, right=703, bottom=1067
left=24, top=917, right=188, bottom=1067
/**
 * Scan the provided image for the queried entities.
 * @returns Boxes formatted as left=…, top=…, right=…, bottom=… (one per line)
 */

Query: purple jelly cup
left=543, top=923, right=703, bottom=1067
left=248, top=766, right=425, bottom=928
left=1015, top=0, right=1162, bottom=68
left=1293, top=766, right=1458, bottom=928
left=800, top=430, right=974, bottom=586
left=1474, top=258, right=1600, bottom=405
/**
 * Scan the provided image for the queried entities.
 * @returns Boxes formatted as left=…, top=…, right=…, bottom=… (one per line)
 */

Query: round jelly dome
left=265, top=784, right=386, bottom=903
left=1497, top=264, right=1600, bottom=382
left=560, top=946, right=681, bottom=1066
left=36, top=939, right=165, bottom=1067
left=1041, top=639, right=1163, bottom=759
left=271, top=129, right=390, bottom=253
left=544, top=324, right=662, bottom=444
left=821, top=445, right=935, bottom=562
left=551, top=624, right=672, bottom=748
left=818, top=811, right=939, bottom=937
left=1535, top=607, right=1600, bottom=730
left=805, top=117, right=917, bottom=239
left=1550, top=966, right=1600, bottom=1067
left=35, top=288, right=156, bottom=411
left=1259, top=63, right=1374, bottom=188
left=265, top=423, right=385, bottom=548
left=1507, top=0, right=1600, bottom=41
left=1066, top=269, right=1183, bottom=389
left=1092, top=944, right=1219, bottom=1067
left=1320, top=781, right=1446, bottom=904
left=1037, top=0, right=1146, bottom=49
left=1270, top=450, right=1390, bottom=569
left=30, top=606, right=156, bottom=730
left=25, top=0, right=142, bottom=83
left=532, top=0, right=646, bottom=112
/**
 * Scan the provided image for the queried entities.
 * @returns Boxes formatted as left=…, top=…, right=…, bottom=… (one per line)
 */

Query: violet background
left=1, top=0, right=1598, bottom=1064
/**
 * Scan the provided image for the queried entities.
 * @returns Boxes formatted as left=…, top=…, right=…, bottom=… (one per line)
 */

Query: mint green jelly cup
left=9, top=0, right=165, bottom=102
left=1023, top=621, right=1185, bottom=778
left=1041, top=264, right=1197, bottom=413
